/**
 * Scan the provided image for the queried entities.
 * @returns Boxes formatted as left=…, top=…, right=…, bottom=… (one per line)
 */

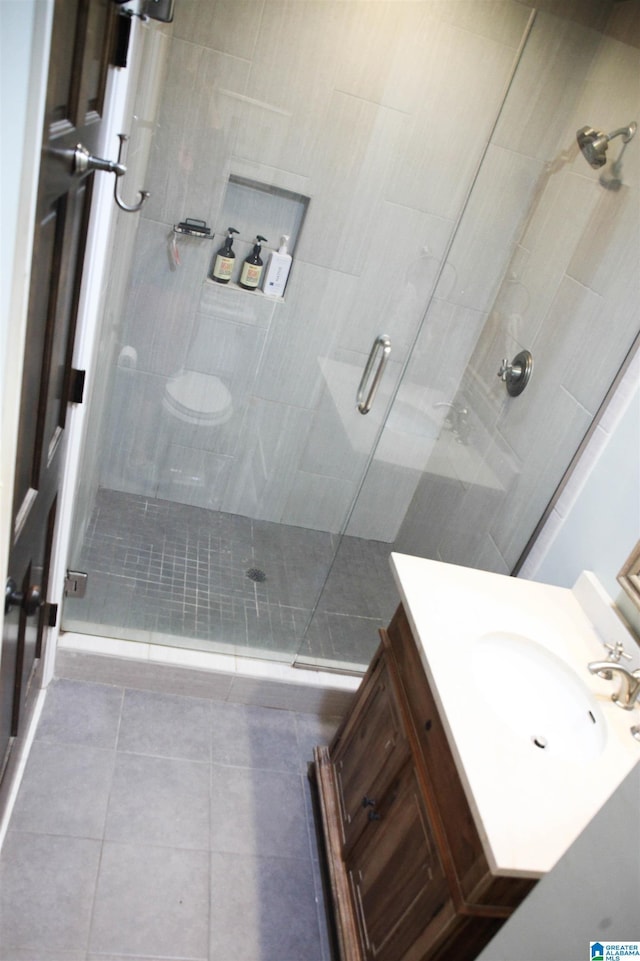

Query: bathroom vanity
left=313, top=554, right=640, bottom=961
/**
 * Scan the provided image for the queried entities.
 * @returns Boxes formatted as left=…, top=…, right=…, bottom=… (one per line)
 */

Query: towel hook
left=113, top=134, right=150, bottom=213
left=69, top=134, right=150, bottom=213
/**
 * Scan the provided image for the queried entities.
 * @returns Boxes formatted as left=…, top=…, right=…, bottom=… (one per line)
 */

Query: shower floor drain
left=246, top=567, right=267, bottom=583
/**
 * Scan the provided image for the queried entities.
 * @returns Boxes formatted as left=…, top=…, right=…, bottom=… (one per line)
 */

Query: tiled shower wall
left=96, top=0, right=631, bottom=558
left=389, top=1, right=640, bottom=572
left=96, top=0, right=552, bottom=532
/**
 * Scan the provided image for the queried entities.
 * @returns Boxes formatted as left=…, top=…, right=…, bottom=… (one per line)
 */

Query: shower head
left=576, top=122, right=637, bottom=169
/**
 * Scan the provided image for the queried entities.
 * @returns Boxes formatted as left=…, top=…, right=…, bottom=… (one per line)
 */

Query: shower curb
left=55, top=633, right=358, bottom=717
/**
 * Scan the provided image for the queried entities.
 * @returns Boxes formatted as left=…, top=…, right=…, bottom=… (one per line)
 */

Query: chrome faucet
left=588, top=661, right=640, bottom=710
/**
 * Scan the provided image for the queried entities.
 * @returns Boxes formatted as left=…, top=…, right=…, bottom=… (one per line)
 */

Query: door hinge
left=68, top=368, right=86, bottom=404
left=64, top=570, right=88, bottom=598
left=113, top=10, right=132, bottom=68
left=47, top=603, right=58, bottom=628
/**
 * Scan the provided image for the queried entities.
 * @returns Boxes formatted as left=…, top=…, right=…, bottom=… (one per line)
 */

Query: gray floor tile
left=0, top=831, right=101, bottom=959
left=325, top=611, right=383, bottom=664
left=210, top=766, right=311, bottom=860
left=68, top=489, right=395, bottom=664
left=89, top=841, right=209, bottom=959
left=0, top=952, right=85, bottom=961
left=105, top=753, right=210, bottom=850
left=211, top=701, right=300, bottom=772
left=87, top=955, right=203, bottom=961
left=117, top=687, right=212, bottom=761
left=294, top=713, right=341, bottom=772
left=303, top=774, right=323, bottom=865
left=209, top=851, right=324, bottom=961
left=310, top=853, right=336, bottom=961
left=9, top=740, right=115, bottom=839
left=302, top=777, right=337, bottom=961
left=2, top=678, right=341, bottom=961
left=35, top=677, right=123, bottom=749
left=86, top=957, right=190, bottom=961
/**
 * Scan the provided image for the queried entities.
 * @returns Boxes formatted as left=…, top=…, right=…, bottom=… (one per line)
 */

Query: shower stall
left=63, top=0, right=640, bottom=671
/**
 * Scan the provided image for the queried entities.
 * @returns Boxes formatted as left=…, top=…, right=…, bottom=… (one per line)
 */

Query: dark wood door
left=0, top=0, right=116, bottom=787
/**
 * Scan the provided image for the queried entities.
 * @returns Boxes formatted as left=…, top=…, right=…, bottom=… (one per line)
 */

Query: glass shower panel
left=296, top=4, right=640, bottom=670
left=63, top=1, right=536, bottom=662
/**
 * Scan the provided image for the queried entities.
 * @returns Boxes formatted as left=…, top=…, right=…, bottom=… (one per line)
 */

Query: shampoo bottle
left=262, top=235, right=292, bottom=297
left=239, top=235, right=267, bottom=290
left=212, top=227, right=239, bottom=283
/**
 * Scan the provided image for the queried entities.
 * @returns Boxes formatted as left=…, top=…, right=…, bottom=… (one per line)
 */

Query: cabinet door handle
left=367, top=810, right=381, bottom=822
left=362, top=796, right=376, bottom=808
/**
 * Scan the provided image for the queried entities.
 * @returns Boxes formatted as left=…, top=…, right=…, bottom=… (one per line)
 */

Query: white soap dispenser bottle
left=262, top=235, right=292, bottom=297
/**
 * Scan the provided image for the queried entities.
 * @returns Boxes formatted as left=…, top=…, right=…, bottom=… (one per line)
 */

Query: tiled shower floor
left=0, top=677, right=340, bottom=961
left=64, top=489, right=399, bottom=667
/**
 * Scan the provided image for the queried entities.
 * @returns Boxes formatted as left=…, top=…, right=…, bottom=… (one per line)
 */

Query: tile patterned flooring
left=64, top=489, right=398, bottom=667
left=0, top=678, right=340, bottom=961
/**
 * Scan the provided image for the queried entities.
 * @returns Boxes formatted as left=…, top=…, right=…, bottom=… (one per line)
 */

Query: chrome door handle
left=357, top=335, right=391, bottom=414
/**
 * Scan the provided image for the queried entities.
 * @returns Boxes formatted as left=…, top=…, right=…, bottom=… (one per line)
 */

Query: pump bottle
left=239, top=235, right=267, bottom=290
left=262, top=235, right=292, bottom=297
left=212, top=227, right=239, bottom=283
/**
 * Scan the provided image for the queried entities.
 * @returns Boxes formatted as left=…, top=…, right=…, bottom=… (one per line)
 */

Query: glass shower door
left=296, top=3, right=640, bottom=670
left=62, top=1, right=637, bottom=671
left=63, top=0, right=543, bottom=663
left=62, top=295, right=429, bottom=661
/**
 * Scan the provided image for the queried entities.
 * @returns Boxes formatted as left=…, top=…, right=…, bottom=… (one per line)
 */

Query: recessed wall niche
left=213, top=175, right=310, bottom=268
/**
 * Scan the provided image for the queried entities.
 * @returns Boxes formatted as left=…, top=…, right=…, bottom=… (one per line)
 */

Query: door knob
left=72, top=144, right=127, bottom=177
left=5, top=578, right=42, bottom=617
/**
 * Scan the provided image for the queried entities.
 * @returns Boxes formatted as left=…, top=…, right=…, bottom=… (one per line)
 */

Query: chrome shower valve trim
left=497, top=350, right=533, bottom=396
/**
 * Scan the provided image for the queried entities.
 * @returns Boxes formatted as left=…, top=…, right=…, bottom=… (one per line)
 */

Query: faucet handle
left=604, top=641, right=632, bottom=662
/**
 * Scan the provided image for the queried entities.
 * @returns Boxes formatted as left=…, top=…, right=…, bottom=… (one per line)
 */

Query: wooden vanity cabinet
left=330, top=651, right=410, bottom=853
left=313, top=604, right=537, bottom=961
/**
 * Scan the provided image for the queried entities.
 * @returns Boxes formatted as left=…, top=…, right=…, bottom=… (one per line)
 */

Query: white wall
left=521, top=354, right=640, bottom=634
left=0, top=3, right=35, bottom=354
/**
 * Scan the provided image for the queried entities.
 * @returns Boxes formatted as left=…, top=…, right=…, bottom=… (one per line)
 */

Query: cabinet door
left=332, top=655, right=408, bottom=852
left=347, top=760, right=450, bottom=961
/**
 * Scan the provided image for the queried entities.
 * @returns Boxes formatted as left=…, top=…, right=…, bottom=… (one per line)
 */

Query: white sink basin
left=471, top=632, right=606, bottom=761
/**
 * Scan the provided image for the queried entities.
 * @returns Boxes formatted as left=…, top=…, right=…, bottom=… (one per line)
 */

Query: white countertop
left=390, top=553, right=640, bottom=878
